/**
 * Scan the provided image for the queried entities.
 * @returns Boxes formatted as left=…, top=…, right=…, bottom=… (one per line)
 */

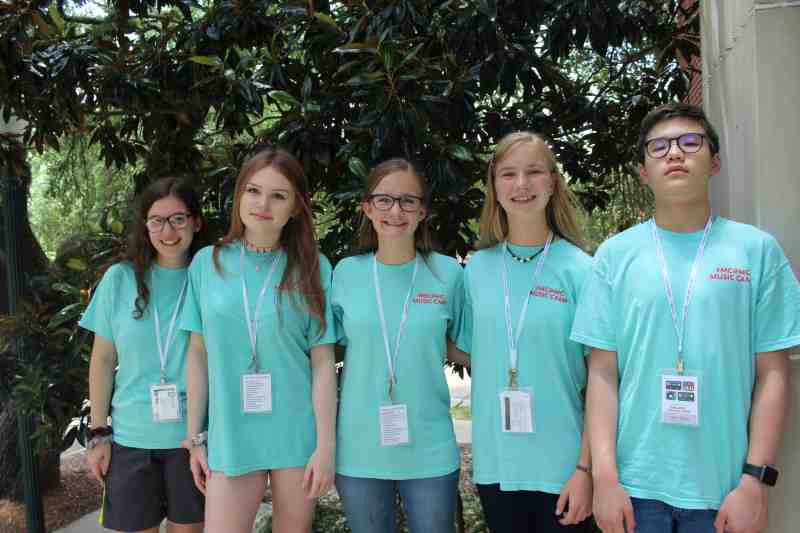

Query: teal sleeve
left=447, top=262, right=465, bottom=343
left=309, top=255, right=337, bottom=347
left=331, top=261, right=348, bottom=347
left=454, top=263, right=473, bottom=353
left=180, top=255, right=204, bottom=333
left=79, top=264, right=120, bottom=341
left=754, top=243, right=800, bottom=353
left=570, top=254, right=617, bottom=352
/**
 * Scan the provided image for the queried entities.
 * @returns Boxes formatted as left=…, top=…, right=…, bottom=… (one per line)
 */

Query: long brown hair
left=356, top=158, right=435, bottom=256
left=478, top=132, right=585, bottom=250
left=212, top=147, right=326, bottom=335
left=126, top=177, right=206, bottom=319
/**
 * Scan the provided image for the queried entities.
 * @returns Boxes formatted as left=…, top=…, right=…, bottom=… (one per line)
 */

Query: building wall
left=702, top=2, right=800, bottom=531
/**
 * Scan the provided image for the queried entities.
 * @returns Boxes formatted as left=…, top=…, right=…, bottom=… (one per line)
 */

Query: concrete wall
left=702, top=2, right=800, bottom=531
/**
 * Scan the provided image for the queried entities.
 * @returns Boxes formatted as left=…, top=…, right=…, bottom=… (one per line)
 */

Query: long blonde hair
left=478, top=132, right=585, bottom=250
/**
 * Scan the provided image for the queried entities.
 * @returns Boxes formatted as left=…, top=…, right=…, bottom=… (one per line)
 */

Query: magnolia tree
left=0, top=0, right=698, bottom=497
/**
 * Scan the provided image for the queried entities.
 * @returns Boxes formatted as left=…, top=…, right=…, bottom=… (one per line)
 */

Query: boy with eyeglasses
left=570, top=103, right=800, bottom=533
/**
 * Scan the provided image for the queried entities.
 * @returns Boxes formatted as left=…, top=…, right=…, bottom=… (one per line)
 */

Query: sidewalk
left=54, top=503, right=273, bottom=533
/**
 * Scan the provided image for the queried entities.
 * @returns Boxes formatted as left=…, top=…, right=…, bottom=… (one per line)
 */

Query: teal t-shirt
left=181, top=242, right=336, bottom=476
left=332, top=252, right=463, bottom=479
left=456, top=239, right=592, bottom=492
left=79, top=262, right=190, bottom=449
left=570, top=217, right=800, bottom=510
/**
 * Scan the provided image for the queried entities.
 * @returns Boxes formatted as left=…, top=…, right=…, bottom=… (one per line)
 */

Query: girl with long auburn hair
left=455, top=132, right=594, bottom=532
left=82, top=177, right=206, bottom=533
left=331, top=159, right=465, bottom=533
left=182, top=147, right=337, bottom=533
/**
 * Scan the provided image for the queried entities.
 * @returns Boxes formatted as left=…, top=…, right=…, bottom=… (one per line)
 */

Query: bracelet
left=576, top=464, right=591, bottom=475
left=189, top=431, right=207, bottom=449
left=87, top=434, right=113, bottom=450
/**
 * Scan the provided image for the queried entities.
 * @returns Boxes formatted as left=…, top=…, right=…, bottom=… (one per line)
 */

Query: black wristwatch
left=742, top=463, right=779, bottom=486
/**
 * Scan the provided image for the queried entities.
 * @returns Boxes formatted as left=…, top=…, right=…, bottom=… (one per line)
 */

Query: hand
left=556, top=469, right=593, bottom=525
left=87, top=441, right=111, bottom=482
left=593, top=477, right=635, bottom=533
left=302, top=445, right=335, bottom=500
left=715, top=475, right=769, bottom=533
left=186, top=443, right=210, bottom=495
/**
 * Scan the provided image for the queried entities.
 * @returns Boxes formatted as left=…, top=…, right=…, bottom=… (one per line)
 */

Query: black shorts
left=477, top=483, right=593, bottom=533
left=101, top=442, right=204, bottom=532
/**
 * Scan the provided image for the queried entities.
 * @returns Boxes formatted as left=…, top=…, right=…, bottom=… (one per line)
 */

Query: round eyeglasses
left=645, top=133, right=707, bottom=159
left=145, top=212, right=192, bottom=233
left=367, top=194, right=424, bottom=213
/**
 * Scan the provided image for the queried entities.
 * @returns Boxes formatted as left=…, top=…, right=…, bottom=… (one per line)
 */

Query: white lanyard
left=240, top=243, right=281, bottom=372
left=373, top=254, right=420, bottom=401
left=152, top=273, right=188, bottom=383
left=650, top=216, right=714, bottom=374
left=501, top=233, right=553, bottom=389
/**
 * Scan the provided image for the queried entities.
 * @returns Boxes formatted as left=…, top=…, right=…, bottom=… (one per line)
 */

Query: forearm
left=446, top=339, right=470, bottom=367
left=88, top=338, right=116, bottom=428
left=587, top=349, right=620, bottom=481
left=310, top=343, right=337, bottom=451
left=185, top=333, right=209, bottom=438
left=577, top=417, right=591, bottom=468
left=746, top=350, right=791, bottom=466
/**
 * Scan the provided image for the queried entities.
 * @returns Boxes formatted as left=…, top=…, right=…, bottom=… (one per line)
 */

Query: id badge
left=379, top=403, right=411, bottom=447
left=499, top=388, right=534, bottom=433
left=150, top=383, right=182, bottom=422
left=241, top=373, right=272, bottom=414
left=660, top=371, right=700, bottom=427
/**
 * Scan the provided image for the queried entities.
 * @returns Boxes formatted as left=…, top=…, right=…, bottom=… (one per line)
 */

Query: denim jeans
left=632, top=497, right=717, bottom=533
left=335, top=469, right=460, bottom=533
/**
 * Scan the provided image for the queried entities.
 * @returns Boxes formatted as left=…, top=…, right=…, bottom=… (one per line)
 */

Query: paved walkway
left=54, top=503, right=273, bottom=533
left=55, top=369, right=473, bottom=532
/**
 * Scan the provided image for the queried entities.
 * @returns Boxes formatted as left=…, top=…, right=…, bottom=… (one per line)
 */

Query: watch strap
left=742, top=463, right=779, bottom=486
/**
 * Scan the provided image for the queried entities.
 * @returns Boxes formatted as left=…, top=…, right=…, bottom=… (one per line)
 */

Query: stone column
left=702, top=2, right=800, bottom=531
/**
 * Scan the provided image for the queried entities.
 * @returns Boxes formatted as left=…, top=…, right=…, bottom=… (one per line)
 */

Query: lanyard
left=501, top=233, right=553, bottom=389
left=650, top=216, right=714, bottom=374
left=152, top=272, right=188, bottom=383
left=240, top=243, right=281, bottom=372
left=373, top=254, right=420, bottom=402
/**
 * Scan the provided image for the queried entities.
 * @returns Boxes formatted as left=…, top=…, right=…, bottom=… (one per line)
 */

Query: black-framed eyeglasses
left=367, top=194, right=424, bottom=213
left=145, top=212, right=192, bottom=233
left=645, top=133, right=706, bottom=159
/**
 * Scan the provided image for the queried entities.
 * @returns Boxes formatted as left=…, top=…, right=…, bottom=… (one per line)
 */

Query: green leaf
left=47, top=303, right=84, bottom=329
left=313, top=12, right=341, bottom=32
left=48, top=4, right=65, bottom=32
left=51, top=282, right=80, bottom=296
left=66, top=258, right=88, bottom=271
left=397, top=43, right=424, bottom=71
left=334, top=42, right=378, bottom=54
left=188, top=56, right=223, bottom=67
left=348, top=158, right=367, bottom=179
left=448, top=144, right=473, bottom=161
left=111, top=220, right=124, bottom=235
left=269, top=90, right=300, bottom=109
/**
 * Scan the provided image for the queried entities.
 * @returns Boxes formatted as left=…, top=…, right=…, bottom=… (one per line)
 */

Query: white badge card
left=379, top=403, right=411, bottom=447
left=499, top=388, right=534, bottom=434
left=660, top=373, right=700, bottom=427
left=241, top=373, right=272, bottom=414
left=150, top=383, right=181, bottom=422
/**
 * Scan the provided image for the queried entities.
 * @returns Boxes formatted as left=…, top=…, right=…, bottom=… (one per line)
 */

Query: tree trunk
left=0, top=143, right=49, bottom=314
left=1, top=144, right=57, bottom=500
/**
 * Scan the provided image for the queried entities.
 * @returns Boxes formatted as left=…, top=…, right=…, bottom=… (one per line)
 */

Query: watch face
left=763, top=466, right=779, bottom=486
